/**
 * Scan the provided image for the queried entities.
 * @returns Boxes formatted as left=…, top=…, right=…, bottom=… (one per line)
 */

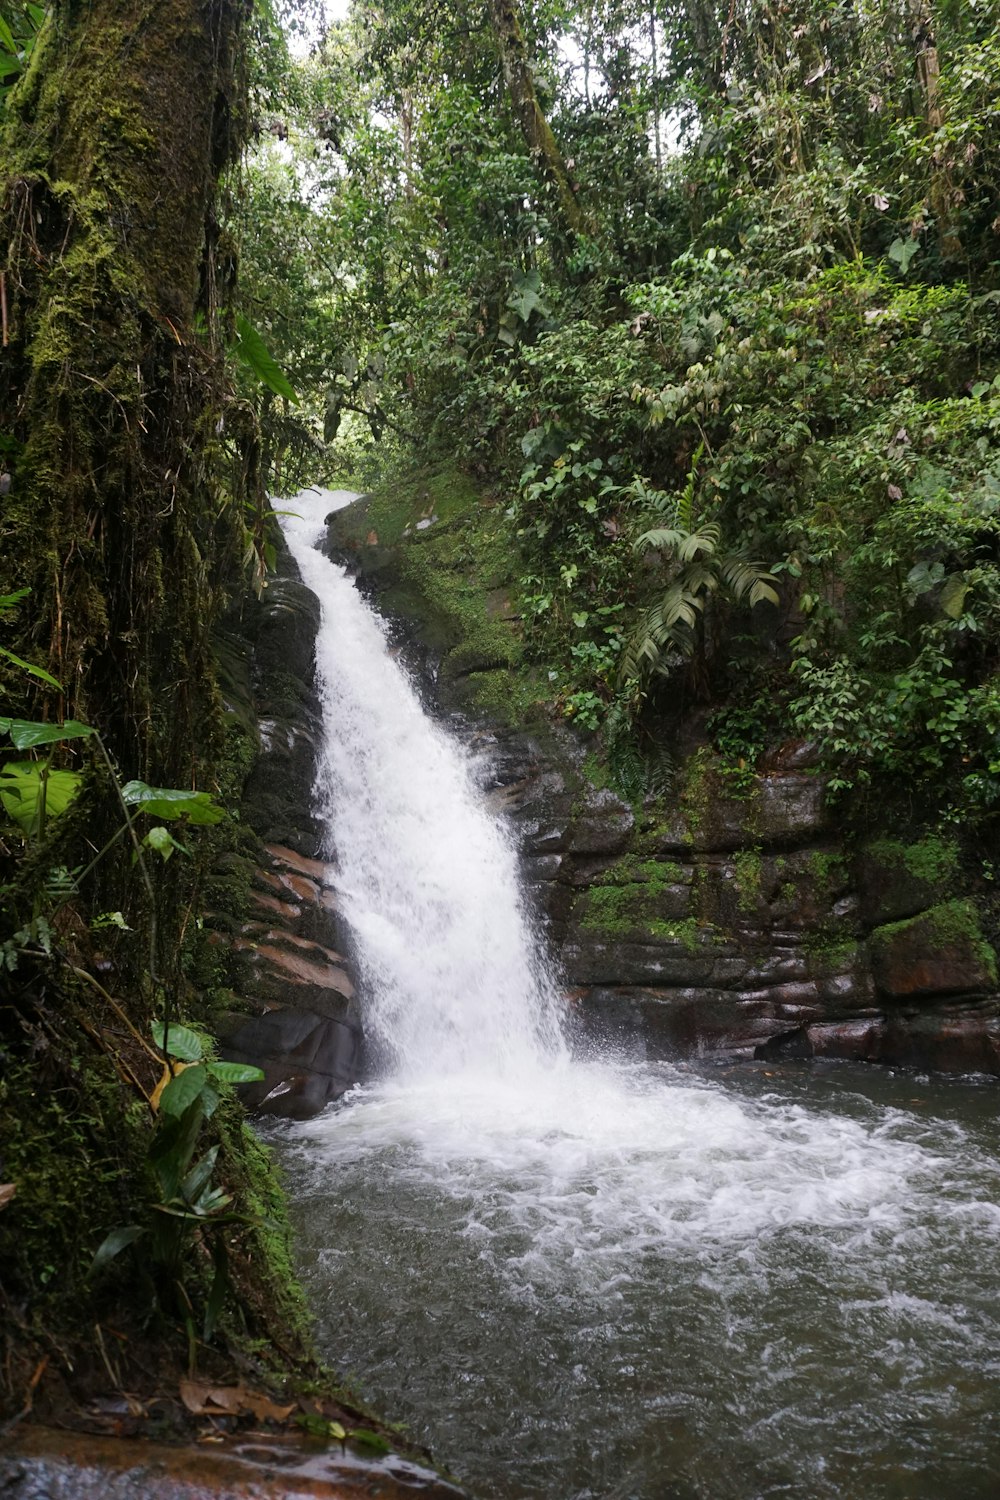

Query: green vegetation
left=867, top=835, right=960, bottom=890
left=228, top=0, right=1000, bottom=813
left=580, top=853, right=707, bottom=946
left=732, top=849, right=764, bottom=914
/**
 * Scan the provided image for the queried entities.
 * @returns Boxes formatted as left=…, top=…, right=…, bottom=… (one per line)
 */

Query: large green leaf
left=888, top=237, right=920, bottom=274
left=0, top=762, right=83, bottom=834
left=207, top=1060, right=266, bottom=1085
left=121, top=781, right=223, bottom=824
left=159, top=1064, right=210, bottom=1118
left=0, top=717, right=93, bottom=748
left=235, top=315, right=298, bottom=403
left=506, top=270, right=547, bottom=325
left=0, top=647, right=63, bottom=689
left=151, top=1021, right=204, bottom=1062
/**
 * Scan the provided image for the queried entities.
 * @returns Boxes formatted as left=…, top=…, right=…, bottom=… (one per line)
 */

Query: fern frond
left=676, top=522, right=720, bottom=563
left=636, top=526, right=685, bottom=554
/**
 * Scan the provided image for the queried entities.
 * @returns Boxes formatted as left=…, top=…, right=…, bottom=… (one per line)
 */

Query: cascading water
left=274, top=488, right=1000, bottom=1500
left=281, top=486, right=565, bottom=1079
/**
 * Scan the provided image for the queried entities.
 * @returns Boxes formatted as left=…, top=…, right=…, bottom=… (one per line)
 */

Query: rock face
left=492, top=729, right=1000, bottom=1075
left=206, top=536, right=363, bottom=1119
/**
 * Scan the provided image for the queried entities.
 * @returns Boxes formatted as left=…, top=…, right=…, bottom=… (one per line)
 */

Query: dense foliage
left=233, top=0, right=1000, bottom=812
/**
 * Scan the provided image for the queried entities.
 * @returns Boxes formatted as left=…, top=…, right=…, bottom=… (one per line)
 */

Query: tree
left=1, top=0, right=253, bottom=786
left=486, top=0, right=585, bottom=239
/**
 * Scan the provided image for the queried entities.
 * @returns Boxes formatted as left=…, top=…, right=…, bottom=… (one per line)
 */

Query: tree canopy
left=232, top=0, right=1000, bottom=807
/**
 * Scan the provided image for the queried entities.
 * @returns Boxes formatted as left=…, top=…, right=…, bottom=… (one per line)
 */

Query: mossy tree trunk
left=0, top=0, right=252, bottom=787
left=486, top=0, right=585, bottom=241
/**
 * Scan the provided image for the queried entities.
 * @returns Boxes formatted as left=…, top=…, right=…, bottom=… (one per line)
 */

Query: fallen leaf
left=0, top=1183, right=16, bottom=1210
left=179, top=1378, right=295, bottom=1423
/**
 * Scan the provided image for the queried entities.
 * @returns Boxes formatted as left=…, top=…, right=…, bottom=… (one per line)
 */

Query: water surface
left=272, top=1061, right=1000, bottom=1500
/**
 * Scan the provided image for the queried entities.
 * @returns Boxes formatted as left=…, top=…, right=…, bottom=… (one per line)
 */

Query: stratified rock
left=209, top=530, right=363, bottom=1119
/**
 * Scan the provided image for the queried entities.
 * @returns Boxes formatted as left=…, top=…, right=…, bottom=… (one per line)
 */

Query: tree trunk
left=0, top=0, right=251, bottom=785
left=486, top=0, right=585, bottom=240
left=907, top=0, right=960, bottom=256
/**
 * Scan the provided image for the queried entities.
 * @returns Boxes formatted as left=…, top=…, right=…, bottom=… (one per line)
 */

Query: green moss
left=467, top=667, right=548, bottom=726
left=579, top=858, right=699, bottom=941
left=805, top=936, right=860, bottom=972
left=733, top=848, right=763, bottom=913
left=867, top=835, right=959, bottom=888
left=582, top=752, right=611, bottom=791
left=809, top=850, right=846, bottom=888
left=219, top=1121, right=313, bottom=1358
left=593, top=855, right=684, bottom=887
left=678, top=746, right=715, bottom=843
left=0, top=1031, right=149, bottom=1334
left=647, top=916, right=708, bottom=952
left=874, top=898, right=997, bottom=982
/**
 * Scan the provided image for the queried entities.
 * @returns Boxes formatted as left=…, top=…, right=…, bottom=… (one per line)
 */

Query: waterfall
left=272, top=488, right=1000, bottom=1500
left=281, top=486, right=565, bottom=1081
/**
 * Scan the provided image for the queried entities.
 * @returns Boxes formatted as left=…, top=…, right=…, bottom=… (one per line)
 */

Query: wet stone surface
left=0, top=1427, right=467, bottom=1499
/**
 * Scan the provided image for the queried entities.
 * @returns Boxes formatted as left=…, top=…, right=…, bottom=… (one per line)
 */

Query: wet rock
left=756, top=773, right=827, bottom=844
left=223, top=1009, right=361, bottom=1119
left=870, top=901, right=998, bottom=999
left=0, top=1424, right=467, bottom=1498
left=211, top=535, right=363, bottom=1120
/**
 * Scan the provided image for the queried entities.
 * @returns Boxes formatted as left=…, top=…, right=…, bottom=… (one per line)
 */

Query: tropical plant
left=92, top=1021, right=263, bottom=1359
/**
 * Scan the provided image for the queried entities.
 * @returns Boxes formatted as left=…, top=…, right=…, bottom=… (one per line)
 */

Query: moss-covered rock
left=326, top=461, right=546, bottom=723
left=870, top=899, right=997, bottom=998
left=855, top=835, right=960, bottom=926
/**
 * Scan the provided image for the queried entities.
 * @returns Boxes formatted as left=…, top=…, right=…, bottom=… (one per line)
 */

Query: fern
left=621, top=528, right=778, bottom=690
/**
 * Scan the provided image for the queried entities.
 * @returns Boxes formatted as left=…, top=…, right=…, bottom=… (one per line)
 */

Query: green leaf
left=235, top=314, right=298, bottom=403
left=0, top=589, right=31, bottom=610
left=940, top=575, right=969, bottom=620
left=159, top=1064, right=209, bottom=1118
left=91, top=910, right=130, bottom=932
left=0, top=763, right=83, bottom=834
left=207, top=1060, right=266, bottom=1085
left=347, top=1429, right=392, bottom=1454
left=121, top=781, right=223, bottom=824
left=151, top=1021, right=204, bottom=1061
left=888, top=237, right=920, bottom=274
left=0, top=717, right=93, bottom=748
left=143, top=825, right=190, bottom=861
left=91, top=1225, right=145, bottom=1271
left=506, top=270, right=547, bottom=324
left=203, top=1246, right=230, bottom=1343
left=0, top=17, right=17, bottom=52
left=0, top=646, right=63, bottom=689
left=181, top=1144, right=219, bottom=1204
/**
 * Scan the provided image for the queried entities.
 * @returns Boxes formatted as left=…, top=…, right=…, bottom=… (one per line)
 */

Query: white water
left=276, top=488, right=1000, bottom=1499
left=281, top=486, right=565, bottom=1078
